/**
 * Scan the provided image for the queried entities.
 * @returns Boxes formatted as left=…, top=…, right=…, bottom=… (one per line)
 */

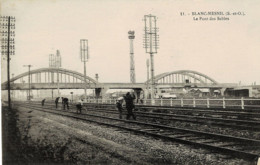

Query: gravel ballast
left=2, top=105, right=255, bottom=164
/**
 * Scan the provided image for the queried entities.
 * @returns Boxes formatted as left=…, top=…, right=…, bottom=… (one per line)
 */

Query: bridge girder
left=146, top=70, right=218, bottom=85
left=2, top=68, right=99, bottom=85
left=2, top=68, right=220, bottom=90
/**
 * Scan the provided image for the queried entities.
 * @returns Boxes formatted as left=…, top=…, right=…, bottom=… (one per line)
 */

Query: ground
left=2, top=104, right=253, bottom=165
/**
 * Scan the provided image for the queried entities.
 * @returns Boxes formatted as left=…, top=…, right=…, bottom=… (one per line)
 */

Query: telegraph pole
left=80, top=39, right=89, bottom=101
left=143, top=14, right=159, bottom=104
left=1, top=16, right=16, bottom=109
left=95, top=73, right=99, bottom=82
left=12, top=73, right=15, bottom=99
left=94, top=73, right=99, bottom=98
left=49, top=51, right=61, bottom=97
left=146, top=59, right=150, bottom=99
left=128, top=31, right=136, bottom=83
left=56, top=50, right=61, bottom=96
left=23, top=65, right=32, bottom=100
left=49, top=54, right=55, bottom=84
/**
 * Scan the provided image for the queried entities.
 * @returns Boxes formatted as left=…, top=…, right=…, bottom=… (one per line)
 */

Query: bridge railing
left=85, top=97, right=260, bottom=110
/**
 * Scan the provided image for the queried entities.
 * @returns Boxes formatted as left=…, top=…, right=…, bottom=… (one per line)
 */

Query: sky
left=1, top=0, right=260, bottom=85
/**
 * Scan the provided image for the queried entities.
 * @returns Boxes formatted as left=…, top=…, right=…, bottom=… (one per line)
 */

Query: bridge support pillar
left=95, top=87, right=109, bottom=99
left=248, top=87, right=253, bottom=97
left=95, top=88, right=101, bottom=98
left=143, top=88, right=150, bottom=99
left=209, top=88, right=215, bottom=96
left=133, top=88, right=143, bottom=103
left=220, top=88, right=226, bottom=96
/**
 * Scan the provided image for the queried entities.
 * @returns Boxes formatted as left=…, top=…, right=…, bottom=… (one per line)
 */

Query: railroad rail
left=85, top=98, right=260, bottom=109
left=89, top=103, right=260, bottom=119
left=14, top=101, right=260, bottom=163
left=85, top=106, right=260, bottom=131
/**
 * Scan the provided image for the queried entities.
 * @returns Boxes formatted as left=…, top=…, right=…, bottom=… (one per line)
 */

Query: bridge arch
left=2, top=68, right=99, bottom=85
left=146, top=70, right=218, bottom=85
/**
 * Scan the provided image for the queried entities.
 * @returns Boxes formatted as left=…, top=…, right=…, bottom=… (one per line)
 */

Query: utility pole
left=128, top=31, right=136, bottom=83
left=56, top=50, right=61, bottom=96
left=1, top=16, right=16, bottom=109
left=49, top=51, right=61, bottom=97
left=23, top=65, right=32, bottom=100
left=95, top=73, right=99, bottom=82
left=146, top=59, right=150, bottom=99
left=94, top=73, right=98, bottom=98
left=12, top=73, right=15, bottom=99
left=143, top=14, right=159, bottom=104
left=80, top=39, right=89, bottom=102
left=49, top=54, right=55, bottom=84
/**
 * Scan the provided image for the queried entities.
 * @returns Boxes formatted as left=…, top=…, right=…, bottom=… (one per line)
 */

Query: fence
left=85, top=97, right=260, bottom=110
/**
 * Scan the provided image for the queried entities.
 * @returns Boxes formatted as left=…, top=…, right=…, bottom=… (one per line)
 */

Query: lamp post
left=23, top=65, right=32, bottom=100
left=1, top=16, right=16, bottom=109
left=70, top=92, right=73, bottom=102
left=143, top=14, right=159, bottom=104
left=80, top=39, right=89, bottom=102
left=128, top=31, right=136, bottom=83
left=94, top=73, right=99, bottom=98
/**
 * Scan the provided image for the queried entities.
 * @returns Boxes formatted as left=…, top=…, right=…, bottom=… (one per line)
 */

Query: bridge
left=1, top=68, right=230, bottom=89
left=2, top=68, right=243, bottom=98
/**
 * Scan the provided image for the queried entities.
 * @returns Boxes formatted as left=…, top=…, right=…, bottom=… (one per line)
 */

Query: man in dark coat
left=123, top=92, right=136, bottom=120
left=62, top=97, right=69, bottom=110
left=55, top=97, right=60, bottom=109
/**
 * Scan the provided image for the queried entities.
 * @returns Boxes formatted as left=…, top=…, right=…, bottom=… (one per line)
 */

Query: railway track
left=89, top=103, right=260, bottom=120
left=19, top=102, right=260, bottom=131
left=15, top=101, right=260, bottom=163
left=86, top=107, right=260, bottom=131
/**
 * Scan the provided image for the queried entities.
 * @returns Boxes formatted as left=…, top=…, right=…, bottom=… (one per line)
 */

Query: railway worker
left=41, top=99, right=46, bottom=106
left=55, top=97, right=60, bottom=109
left=124, top=92, right=136, bottom=120
left=116, top=97, right=124, bottom=119
left=62, top=97, right=69, bottom=110
left=76, top=99, right=83, bottom=114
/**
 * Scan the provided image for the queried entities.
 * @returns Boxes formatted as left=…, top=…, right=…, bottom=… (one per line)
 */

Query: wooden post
left=223, top=97, right=226, bottom=109
left=241, top=97, right=244, bottom=109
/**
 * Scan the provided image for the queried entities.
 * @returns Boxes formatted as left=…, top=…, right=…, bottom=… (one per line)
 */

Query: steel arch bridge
left=2, top=68, right=220, bottom=90
left=2, top=68, right=101, bottom=89
left=146, top=70, right=218, bottom=85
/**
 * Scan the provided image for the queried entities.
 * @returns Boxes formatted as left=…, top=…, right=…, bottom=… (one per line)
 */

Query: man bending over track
left=76, top=99, right=83, bottom=113
left=62, top=97, right=69, bottom=110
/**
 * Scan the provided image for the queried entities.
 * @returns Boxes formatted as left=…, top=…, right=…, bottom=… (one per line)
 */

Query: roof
left=190, top=88, right=209, bottom=93
left=199, top=89, right=210, bottom=93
